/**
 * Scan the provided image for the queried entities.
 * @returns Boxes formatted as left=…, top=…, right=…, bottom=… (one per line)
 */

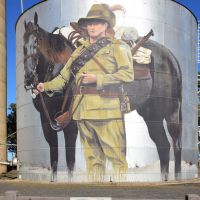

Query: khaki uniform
left=44, top=38, right=134, bottom=181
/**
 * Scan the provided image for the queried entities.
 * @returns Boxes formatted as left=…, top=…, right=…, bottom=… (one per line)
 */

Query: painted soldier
left=37, top=3, right=134, bottom=181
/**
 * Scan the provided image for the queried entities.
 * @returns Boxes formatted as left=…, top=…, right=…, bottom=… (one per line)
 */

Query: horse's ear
left=24, top=20, right=27, bottom=30
left=34, top=12, right=38, bottom=25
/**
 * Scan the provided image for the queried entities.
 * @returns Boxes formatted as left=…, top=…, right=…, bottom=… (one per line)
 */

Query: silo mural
left=16, top=0, right=198, bottom=182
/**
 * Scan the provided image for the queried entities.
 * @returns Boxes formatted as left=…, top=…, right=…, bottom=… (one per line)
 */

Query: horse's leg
left=138, top=107, right=170, bottom=181
left=165, top=103, right=182, bottom=180
left=40, top=113, right=58, bottom=182
left=63, top=120, right=78, bottom=179
left=147, top=120, right=170, bottom=181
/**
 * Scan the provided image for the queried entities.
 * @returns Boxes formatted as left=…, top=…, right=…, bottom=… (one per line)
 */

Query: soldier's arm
left=96, top=43, right=134, bottom=90
left=43, top=45, right=84, bottom=91
left=43, top=56, right=73, bottom=91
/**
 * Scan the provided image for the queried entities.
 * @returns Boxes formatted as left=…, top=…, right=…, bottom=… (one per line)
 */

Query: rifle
left=131, top=29, right=154, bottom=55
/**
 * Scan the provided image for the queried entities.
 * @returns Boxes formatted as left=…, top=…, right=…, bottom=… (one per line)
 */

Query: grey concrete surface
left=0, top=179, right=200, bottom=199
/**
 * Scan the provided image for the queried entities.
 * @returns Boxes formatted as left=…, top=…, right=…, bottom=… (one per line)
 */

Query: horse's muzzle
left=24, top=84, right=34, bottom=91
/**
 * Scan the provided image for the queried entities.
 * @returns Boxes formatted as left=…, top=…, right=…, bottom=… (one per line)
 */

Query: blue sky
left=6, top=0, right=200, bottom=110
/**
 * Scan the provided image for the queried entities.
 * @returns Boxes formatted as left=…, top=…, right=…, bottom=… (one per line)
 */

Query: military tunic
left=44, top=37, right=134, bottom=181
left=44, top=38, right=133, bottom=120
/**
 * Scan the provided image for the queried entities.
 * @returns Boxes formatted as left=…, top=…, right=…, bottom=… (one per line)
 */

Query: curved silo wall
left=16, top=0, right=198, bottom=182
left=0, top=0, right=6, bottom=174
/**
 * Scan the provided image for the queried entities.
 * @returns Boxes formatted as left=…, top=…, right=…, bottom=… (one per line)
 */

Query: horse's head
left=23, top=12, right=41, bottom=90
left=23, top=12, right=76, bottom=90
left=23, top=12, right=51, bottom=90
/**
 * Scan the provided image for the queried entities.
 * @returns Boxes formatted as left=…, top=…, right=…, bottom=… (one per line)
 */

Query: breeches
left=77, top=119, right=128, bottom=181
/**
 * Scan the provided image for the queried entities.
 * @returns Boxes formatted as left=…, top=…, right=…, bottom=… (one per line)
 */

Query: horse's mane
left=48, top=33, right=75, bottom=53
left=24, top=21, right=75, bottom=53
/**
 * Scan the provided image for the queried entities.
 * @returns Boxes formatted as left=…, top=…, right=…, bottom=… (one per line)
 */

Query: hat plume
left=110, top=4, right=126, bottom=12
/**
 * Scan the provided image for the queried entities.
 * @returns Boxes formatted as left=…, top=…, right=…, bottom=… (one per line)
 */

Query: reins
left=39, top=92, right=63, bottom=131
left=38, top=76, right=84, bottom=131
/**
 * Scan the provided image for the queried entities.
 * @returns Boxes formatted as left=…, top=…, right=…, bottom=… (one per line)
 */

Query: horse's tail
left=168, top=50, right=182, bottom=136
left=177, top=58, right=182, bottom=137
left=179, top=94, right=182, bottom=137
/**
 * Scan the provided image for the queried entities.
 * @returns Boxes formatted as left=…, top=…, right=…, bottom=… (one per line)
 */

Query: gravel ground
left=0, top=178, right=200, bottom=199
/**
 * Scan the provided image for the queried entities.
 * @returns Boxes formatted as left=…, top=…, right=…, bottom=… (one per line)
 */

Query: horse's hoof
left=161, top=173, right=168, bottom=181
left=50, top=172, right=57, bottom=182
left=68, top=171, right=73, bottom=182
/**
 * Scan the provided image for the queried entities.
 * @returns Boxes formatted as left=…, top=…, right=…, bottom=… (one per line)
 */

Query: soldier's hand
left=37, top=83, right=45, bottom=92
left=81, top=73, right=97, bottom=84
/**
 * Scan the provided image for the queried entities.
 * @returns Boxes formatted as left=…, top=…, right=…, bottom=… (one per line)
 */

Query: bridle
left=24, top=25, right=41, bottom=91
left=24, top=25, right=60, bottom=93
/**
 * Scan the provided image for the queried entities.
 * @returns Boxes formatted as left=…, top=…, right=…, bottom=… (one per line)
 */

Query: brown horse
left=23, top=13, right=78, bottom=182
left=23, top=12, right=182, bottom=181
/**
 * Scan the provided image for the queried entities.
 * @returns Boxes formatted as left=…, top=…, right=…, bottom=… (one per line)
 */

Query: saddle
left=133, top=45, right=152, bottom=80
left=134, top=62, right=151, bottom=80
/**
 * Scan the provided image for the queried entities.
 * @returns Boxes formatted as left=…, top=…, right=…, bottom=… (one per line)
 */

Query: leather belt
left=75, top=86, right=121, bottom=98
left=77, top=86, right=99, bottom=95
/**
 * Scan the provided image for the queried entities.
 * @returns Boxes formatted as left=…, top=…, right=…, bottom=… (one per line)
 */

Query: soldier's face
left=86, top=20, right=108, bottom=39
